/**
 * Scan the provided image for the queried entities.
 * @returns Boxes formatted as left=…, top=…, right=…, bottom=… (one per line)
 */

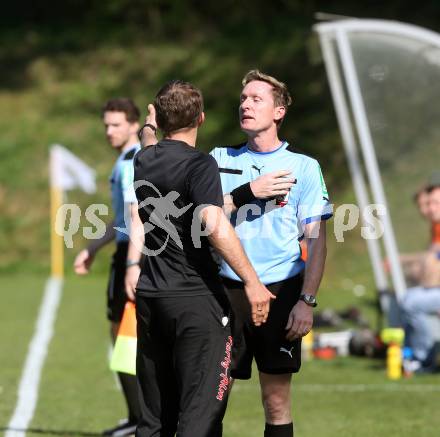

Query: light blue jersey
left=110, top=144, right=140, bottom=242
left=210, top=142, right=332, bottom=284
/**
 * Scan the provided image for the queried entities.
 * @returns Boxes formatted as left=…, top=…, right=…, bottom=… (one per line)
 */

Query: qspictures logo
left=216, top=336, right=233, bottom=401
left=55, top=180, right=386, bottom=251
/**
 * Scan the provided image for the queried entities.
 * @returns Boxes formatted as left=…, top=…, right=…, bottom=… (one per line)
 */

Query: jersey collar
left=246, top=141, right=288, bottom=156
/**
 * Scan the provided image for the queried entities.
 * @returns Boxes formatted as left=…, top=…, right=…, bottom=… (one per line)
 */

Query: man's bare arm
left=139, top=104, right=158, bottom=147
left=301, top=221, right=327, bottom=297
left=394, top=252, right=427, bottom=283
left=223, top=193, right=236, bottom=216
left=89, top=220, right=116, bottom=254
left=400, top=252, right=426, bottom=264
left=125, top=204, right=144, bottom=300
left=73, top=221, right=116, bottom=275
left=200, top=205, right=275, bottom=326
left=420, top=250, right=440, bottom=288
left=285, top=221, right=327, bottom=341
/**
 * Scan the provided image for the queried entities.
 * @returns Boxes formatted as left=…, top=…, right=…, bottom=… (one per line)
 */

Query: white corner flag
left=50, top=144, right=96, bottom=278
left=50, top=144, right=96, bottom=193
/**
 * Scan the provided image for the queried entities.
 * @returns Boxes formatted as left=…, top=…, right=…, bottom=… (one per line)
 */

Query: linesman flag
left=110, top=302, right=137, bottom=375
left=50, top=144, right=96, bottom=278
left=50, top=144, right=96, bottom=193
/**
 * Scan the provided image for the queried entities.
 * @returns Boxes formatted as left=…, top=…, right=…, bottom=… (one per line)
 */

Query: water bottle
left=387, top=342, right=402, bottom=380
left=302, top=330, right=314, bottom=361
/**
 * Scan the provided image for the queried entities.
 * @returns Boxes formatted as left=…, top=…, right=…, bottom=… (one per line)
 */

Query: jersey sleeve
left=186, top=154, right=224, bottom=208
left=209, top=147, right=223, bottom=166
left=298, top=159, right=333, bottom=225
left=120, top=160, right=137, bottom=204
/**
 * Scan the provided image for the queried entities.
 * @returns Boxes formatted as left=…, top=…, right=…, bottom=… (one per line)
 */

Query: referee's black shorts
left=223, top=273, right=303, bottom=379
left=106, top=241, right=129, bottom=323
left=136, top=292, right=232, bottom=437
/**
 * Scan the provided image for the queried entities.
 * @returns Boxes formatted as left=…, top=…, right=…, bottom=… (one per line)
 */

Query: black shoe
left=416, top=343, right=440, bottom=374
left=102, top=419, right=137, bottom=436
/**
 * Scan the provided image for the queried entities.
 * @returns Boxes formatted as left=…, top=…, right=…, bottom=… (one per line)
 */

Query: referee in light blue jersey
left=74, top=98, right=141, bottom=437
left=210, top=70, right=332, bottom=437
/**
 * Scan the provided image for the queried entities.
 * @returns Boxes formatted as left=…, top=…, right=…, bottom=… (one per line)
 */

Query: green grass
left=228, top=358, right=440, bottom=437
left=31, top=274, right=121, bottom=434
left=0, top=274, right=47, bottom=424
left=2, top=272, right=440, bottom=437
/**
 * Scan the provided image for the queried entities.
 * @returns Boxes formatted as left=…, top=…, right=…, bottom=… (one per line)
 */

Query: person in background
left=399, top=184, right=440, bottom=284
left=401, top=184, right=440, bottom=373
left=428, top=172, right=440, bottom=247
left=397, top=186, right=432, bottom=284
left=415, top=186, right=431, bottom=220
left=74, top=98, right=141, bottom=436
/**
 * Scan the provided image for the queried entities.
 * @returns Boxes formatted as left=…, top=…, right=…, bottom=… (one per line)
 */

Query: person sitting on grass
left=401, top=184, right=440, bottom=373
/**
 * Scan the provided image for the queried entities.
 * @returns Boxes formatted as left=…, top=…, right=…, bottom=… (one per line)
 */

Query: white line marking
left=233, top=383, right=440, bottom=393
left=6, top=277, right=63, bottom=437
left=295, top=383, right=440, bottom=392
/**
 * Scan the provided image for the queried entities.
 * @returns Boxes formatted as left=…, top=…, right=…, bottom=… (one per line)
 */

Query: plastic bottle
left=302, top=330, right=314, bottom=361
left=387, top=342, right=402, bottom=380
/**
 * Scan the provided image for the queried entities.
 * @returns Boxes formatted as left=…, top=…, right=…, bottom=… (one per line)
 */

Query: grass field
left=2, top=272, right=440, bottom=437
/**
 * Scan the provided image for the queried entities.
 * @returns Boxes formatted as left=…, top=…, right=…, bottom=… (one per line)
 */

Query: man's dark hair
left=102, top=98, right=140, bottom=123
left=427, top=172, right=440, bottom=191
left=154, top=80, right=203, bottom=136
left=427, top=184, right=440, bottom=194
left=413, top=186, right=428, bottom=203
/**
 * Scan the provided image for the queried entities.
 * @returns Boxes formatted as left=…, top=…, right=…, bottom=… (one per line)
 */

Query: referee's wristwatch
left=299, top=293, right=318, bottom=307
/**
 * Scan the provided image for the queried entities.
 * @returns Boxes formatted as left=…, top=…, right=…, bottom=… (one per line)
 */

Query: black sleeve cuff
left=230, top=183, right=257, bottom=208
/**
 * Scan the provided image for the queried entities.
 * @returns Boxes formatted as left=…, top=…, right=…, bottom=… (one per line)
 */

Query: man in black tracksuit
left=128, top=80, right=275, bottom=437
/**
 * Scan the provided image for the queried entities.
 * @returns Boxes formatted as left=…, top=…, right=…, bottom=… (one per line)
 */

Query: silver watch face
left=301, top=294, right=317, bottom=305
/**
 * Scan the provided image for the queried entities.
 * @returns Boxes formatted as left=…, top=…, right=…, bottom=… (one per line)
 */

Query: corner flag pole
left=49, top=144, right=96, bottom=278
left=50, top=146, right=64, bottom=278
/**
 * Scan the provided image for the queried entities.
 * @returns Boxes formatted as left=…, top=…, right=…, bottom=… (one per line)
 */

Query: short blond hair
left=242, top=69, right=292, bottom=109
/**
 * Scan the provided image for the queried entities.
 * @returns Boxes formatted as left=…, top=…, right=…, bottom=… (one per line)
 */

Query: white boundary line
left=6, top=277, right=63, bottom=437
left=295, top=384, right=440, bottom=393
left=234, top=382, right=440, bottom=393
